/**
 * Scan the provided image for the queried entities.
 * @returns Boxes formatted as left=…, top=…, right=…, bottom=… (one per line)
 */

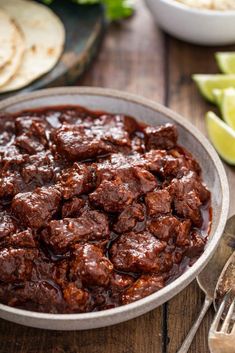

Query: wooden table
left=1, top=1, right=234, bottom=352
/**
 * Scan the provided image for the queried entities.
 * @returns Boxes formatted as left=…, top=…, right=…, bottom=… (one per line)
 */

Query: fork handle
left=176, top=296, right=213, bottom=353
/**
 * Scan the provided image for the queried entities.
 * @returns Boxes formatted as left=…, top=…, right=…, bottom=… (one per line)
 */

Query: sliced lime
left=193, top=74, right=235, bottom=103
left=216, top=52, right=235, bottom=74
left=212, top=89, right=223, bottom=107
left=206, top=111, right=235, bottom=165
left=220, top=87, right=235, bottom=130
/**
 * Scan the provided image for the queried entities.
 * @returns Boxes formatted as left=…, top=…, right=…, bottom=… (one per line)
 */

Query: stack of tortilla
left=0, top=0, right=65, bottom=93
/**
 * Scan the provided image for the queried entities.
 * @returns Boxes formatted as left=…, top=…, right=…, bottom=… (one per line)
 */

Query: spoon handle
left=176, top=296, right=213, bottom=353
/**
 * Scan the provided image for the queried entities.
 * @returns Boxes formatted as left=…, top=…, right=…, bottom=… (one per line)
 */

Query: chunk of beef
left=12, top=186, right=61, bottom=229
left=170, top=148, right=201, bottom=177
left=175, top=191, right=202, bottom=227
left=121, top=275, right=164, bottom=304
left=7, top=280, right=63, bottom=313
left=144, top=150, right=167, bottom=173
left=92, top=114, right=131, bottom=147
left=110, top=114, right=139, bottom=135
left=60, top=163, right=96, bottom=199
left=148, top=215, right=180, bottom=240
left=94, top=153, right=157, bottom=191
left=144, top=149, right=201, bottom=179
left=185, top=231, right=206, bottom=258
left=15, top=133, right=45, bottom=154
left=169, top=172, right=210, bottom=226
left=169, top=171, right=210, bottom=203
left=63, top=283, right=91, bottom=312
left=148, top=215, right=192, bottom=247
left=15, top=116, right=47, bottom=135
left=96, top=152, right=146, bottom=173
left=0, top=212, right=17, bottom=239
left=89, top=176, right=134, bottom=213
left=160, top=155, right=180, bottom=178
left=113, top=203, right=145, bottom=233
left=69, top=244, right=113, bottom=287
left=110, top=272, right=134, bottom=293
left=144, top=150, right=181, bottom=178
left=90, top=166, right=157, bottom=213
left=145, top=189, right=172, bottom=216
left=15, top=116, right=34, bottom=133
left=0, top=145, right=28, bottom=171
left=52, top=114, right=134, bottom=162
left=21, top=152, right=55, bottom=185
left=62, top=197, right=85, bottom=218
left=144, top=123, right=178, bottom=150
left=0, top=171, right=27, bottom=198
left=52, top=124, right=115, bottom=161
left=110, top=231, right=166, bottom=273
left=43, top=210, right=109, bottom=253
left=58, top=109, right=83, bottom=125
left=15, top=117, right=49, bottom=155
left=175, top=220, right=191, bottom=247
left=0, top=229, right=36, bottom=249
left=119, top=167, right=157, bottom=197
left=0, top=248, right=37, bottom=282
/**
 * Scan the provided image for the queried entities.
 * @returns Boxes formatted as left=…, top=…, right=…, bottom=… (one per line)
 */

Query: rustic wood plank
left=0, top=2, right=166, bottom=353
left=0, top=310, right=162, bottom=353
left=80, top=1, right=165, bottom=103
left=166, top=36, right=235, bottom=353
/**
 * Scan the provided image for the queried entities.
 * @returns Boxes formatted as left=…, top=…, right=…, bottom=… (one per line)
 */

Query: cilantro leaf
left=102, top=0, right=134, bottom=20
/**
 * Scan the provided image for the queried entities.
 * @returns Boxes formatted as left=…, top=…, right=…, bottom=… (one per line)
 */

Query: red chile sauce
left=0, top=105, right=212, bottom=313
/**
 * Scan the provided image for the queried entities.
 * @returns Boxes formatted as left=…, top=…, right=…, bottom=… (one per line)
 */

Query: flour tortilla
left=0, top=9, right=16, bottom=70
left=0, top=0, right=65, bottom=93
left=0, top=22, right=25, bottom=87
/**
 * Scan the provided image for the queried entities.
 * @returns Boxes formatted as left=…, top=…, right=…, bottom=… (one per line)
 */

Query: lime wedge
left=219, top=87, right=235, bottom=130
left=216, top=52, right=235, bottom=74
left=193, top=74, right=235, bottom=103
left=212, top=89, right=223, bottom=106
left=206, top=111, right=235, bottom=165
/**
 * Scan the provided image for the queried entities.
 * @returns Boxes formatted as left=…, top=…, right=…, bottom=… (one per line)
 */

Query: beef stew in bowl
left=0, top=104, right=211, bottom=314
left=0, top=87, right=228, bottom=330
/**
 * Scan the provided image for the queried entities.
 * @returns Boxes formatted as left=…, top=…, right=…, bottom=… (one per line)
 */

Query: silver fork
left=208, top=293, right=235, bottom=353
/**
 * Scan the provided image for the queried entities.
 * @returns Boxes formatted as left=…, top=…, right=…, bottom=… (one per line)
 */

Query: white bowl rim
left=0, top=86, right=230, bottom=323
left=148, top=0, right=235, bottom=16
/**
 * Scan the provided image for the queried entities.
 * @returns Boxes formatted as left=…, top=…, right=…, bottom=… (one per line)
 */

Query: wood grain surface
left=0, top=1, right=234, bottom=352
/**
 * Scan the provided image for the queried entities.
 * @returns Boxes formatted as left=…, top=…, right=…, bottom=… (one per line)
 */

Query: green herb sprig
left=43, top=0, right=134, bottom=21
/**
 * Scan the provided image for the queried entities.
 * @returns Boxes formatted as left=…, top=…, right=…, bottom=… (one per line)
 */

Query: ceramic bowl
left=145, top=0, right=235, bottom=46
left=0, top=87, right=229, bottom=330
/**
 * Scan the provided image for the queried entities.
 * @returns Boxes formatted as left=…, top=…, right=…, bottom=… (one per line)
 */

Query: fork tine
left=210, top=294, right=227, bottom=332
left=221, top=299, right=235, bottom=333
left=230, top=300, right=235, bottom=334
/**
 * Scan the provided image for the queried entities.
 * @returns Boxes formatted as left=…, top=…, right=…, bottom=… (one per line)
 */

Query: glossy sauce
left=0, top=105, right=212, bottom=313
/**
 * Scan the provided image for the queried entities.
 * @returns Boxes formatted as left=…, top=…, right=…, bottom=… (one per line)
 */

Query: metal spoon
left=177, top=215, right=235, bottom=353
left=214, top=251, right=235, bottom=315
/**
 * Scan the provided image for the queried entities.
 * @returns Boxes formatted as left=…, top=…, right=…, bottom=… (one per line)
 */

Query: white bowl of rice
left=144, top=0, right=235, bottom=45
